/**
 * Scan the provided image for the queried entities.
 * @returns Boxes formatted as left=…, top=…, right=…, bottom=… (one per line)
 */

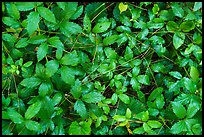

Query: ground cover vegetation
left=2, top=2, right=202, bottom=135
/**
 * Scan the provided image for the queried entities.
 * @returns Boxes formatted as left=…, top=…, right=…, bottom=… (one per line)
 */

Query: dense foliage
left=2, top=2, right=202, bottom=135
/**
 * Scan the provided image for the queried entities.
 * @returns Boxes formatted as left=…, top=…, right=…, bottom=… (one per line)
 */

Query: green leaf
left=37, top=43, right=48, bottom=62
left=15, top=38, right=29, bottom=48
left=137, top=90, right=145, bottom=103
left=15, top=2, right=35, bottom=11
left=25, top=120, right=41, bottom=131
left=56, top=2, right=66, bottom=10
left=60, top=66, right=75, bottom=85
left=156, top=94, right=165, bottom=109
left=60, top=50, right=79, bottom=66
left=82, top=91, right=104, bottom=103
left=172, top=101, right=186, bottom=119
left=186, top=98, right=201, bottom=118
left=132, top=66, right=140, bottom=77
left=104, top=47, right=118, bottom=59
left=62, top=2, right=78, bottom=20
left=148, top=87, right=163, bottom=101
left=83, top=14, right=91, bottom=33
left=20, top=77, right=42, bottom=88
left=171, top=3, right=184, bottom=18
left=148, top=108, right=159, bottom=117
left=39, top=82, right=52, bottom=97
left=125, top=108, right=131, bottom=119
left=183, top=77, right=197, bottom=93
left=74, top=100, right=87, bottom=118
left=180, top=21, right=195, bottom=32
left=118, top=2, right=128, bottom=13
left=190, top=66, right=199, bottom=82
left=169, top=71, right=182, bottom=79
left=28, top=35, right=47, bottom=44
left=6, top=3, right=20, bottom=20
left=133, top=127, right=145, bottom=134
left=118, top=94, right=130, bottom=104
left=171, top=120, right=187, bottom=134
left=193, top=2, right=202, bottom=11
left=124, top=46, right=133, bottom=60
left=26, top=12, right=40, bottom=36
left=69, top=121, right=91, bottom=135
left=147, top=120, right=162, bottom=128
left=151, top=62, right=165, bottom=73
left=60, top=21, right=82, bottom=36
left=192, top=123, right=202, bottom=135
left=45, top=60, right=59, bottom=77
left=103, top=35, right=119, bottom=46
left=113, top=115, right=126, bottom=122
left=52, top=93, right=62, bottom=106
left=23, top=61, right=33, bottom=67
left=166, top=21, right=179, bottom=32
left=92, top=22, right=111, bottom=33
left=130, top=77, right=140, bottom=91
left=143, top=122, right=151, bottom=133
left=2, top=16, right=20, bottom=28
left=71, top=79, right=82, bottom=98
left=111, top=93, right=118, bottom=105
left=152, top=4, right=160, bottom=14
left=70, top=5, right=83, bottom=20
left=137, top=75, right=150, bottom=85
left=138, top=28, right=149, bottom=40
left=134, top=111, right=149, bottom=122
left=7, top=108, right=24, bottom=124
left=25, top=101, right=42, bottom=119
left=37, top=7, right=56, bottom=23
left=173, top=32, right=185, bottom=49
left=48, top=36, right=64, bottom=49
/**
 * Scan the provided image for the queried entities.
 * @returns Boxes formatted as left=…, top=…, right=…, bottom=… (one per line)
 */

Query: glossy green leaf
left=15, top=2, right=35, bottom=11
left=20, top=77, right=42, bottom=88
left=132, top=66, right=140, bottom=77
left=7, top=108, right=24, bottom=124
left=137, top=75, right=150, bottom=85
left=183, top=77, right=197, bottom=93
left=130, top=77, right=140, bottom=91
left=26, top=12, right=40, bottom=36
left=37, top=7, right=56, bottom=23
left=2, top=16, right=20, bottom=28
left=171, top=120, right=187, bottom=134
left=166, top=21, right=179, bottom=32
left=148, top=87, right=163, bottom=101
left=56, top=2, right=66, bottom=10
left=37, top=43, right=48, bottom=62
left=156, top=94, right=165, bottom=109
left=148, top=108, right=159, bottom=117
left=171, top=3, right=184, bottom=18
left=25, top=101, right=42, bottom=119
left=118, top=2, right=128, bottom=13
left=60, top=50, right=79, bottom=66
left=25, top=120, right=41, bottom=131
left=60, top=66, right=75, bottom=85
left=124, top=46, right=133, bottom=60
left=111, top=93, right=118, bottom=105
left=45, top=60, right=59, bottom=77
left=125, top=108, right=131, bottom=119
left=39, top=82, right=52, bottom=97
left=173, top=32, right=185, bottom=49
left=118, top=94, right=130, bottom=104
left=152, top=4, right=160, bottom=14
left=190, top=66, right=199, bottom=82
left=193, top=2, right=202, bottom=11
left=147, top=120, right=162, bottom=128
left=28, top=35, right=47, bottom=44
left=60, top=21, right=82, bottom=36
left=74, top=100, right=87, bottom=118
left=186, top=99, right=200, bottom=118
left=71, top=79, right=82, bottom=99
left=133, top=127, right=145, bottom=134
left=6, top=3, right=20, bottom=20
left=180, top=21, right=195, bottom=32
left=92, top=22, right=111, bottom=33
left=48, top=36, right=64, bottom=49
left=151, top=62, right=165, bottom=73
left=113, top=115, right=126, bottom=122
left=172, top=101, right=186, bottom=119
left=83, top=14, right=91, bottom=33
left=143, top=122, right=151, bottom=133
left=103, top=35, right=119, bottom=46
left=134, top=111, right=149, bottom=121
left=104, top=47, right=118, bottom=59
left=69, top=121, right=91, bottom=135
left=82, top=91, right=104, bottom=103
left=70, top=5, right=83, bottom=20
left=169, top=71, right=182, bottom=79
left=15, top=38, right=29, bottom=48
left=52, top=93, right=63, bottom=106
